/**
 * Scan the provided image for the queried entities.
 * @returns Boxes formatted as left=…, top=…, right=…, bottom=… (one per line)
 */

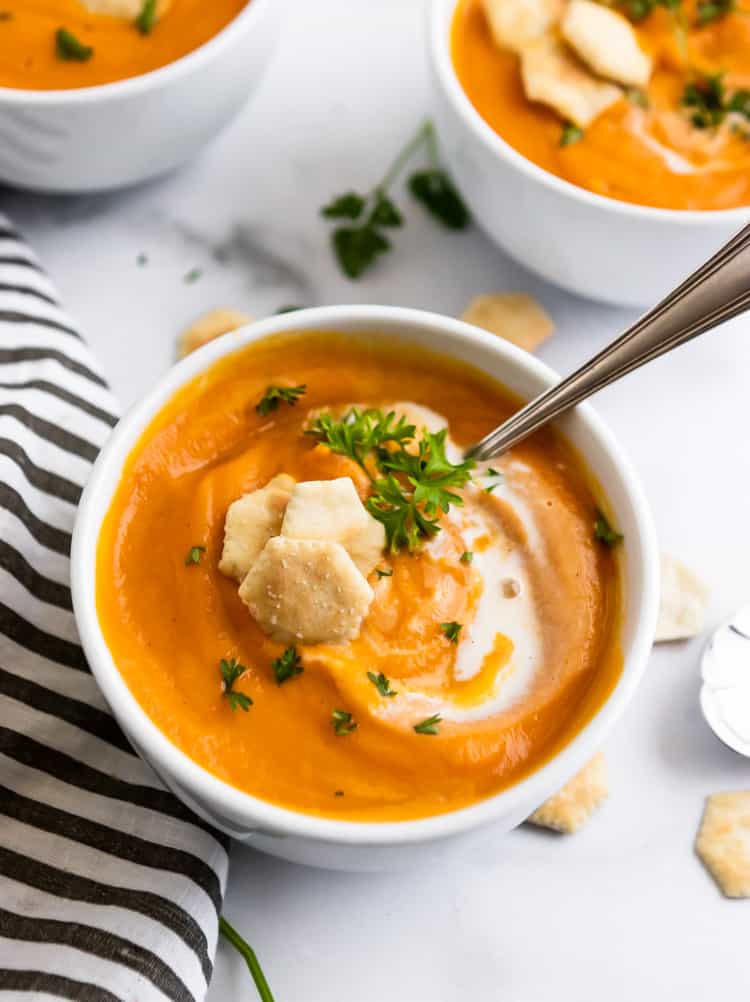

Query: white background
left=3, top=0, right=750, bottom=998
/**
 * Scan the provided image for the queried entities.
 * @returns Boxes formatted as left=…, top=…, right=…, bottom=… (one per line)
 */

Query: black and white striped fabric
left=0, top=214, right=229, bottom=1002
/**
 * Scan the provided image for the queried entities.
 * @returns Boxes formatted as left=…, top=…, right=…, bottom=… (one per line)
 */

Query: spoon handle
left=467, top=222, right=750, bottom=462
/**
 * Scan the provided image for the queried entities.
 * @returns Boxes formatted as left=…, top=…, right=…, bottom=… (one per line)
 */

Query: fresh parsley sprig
left=272, top=647, right=303, bottom=685
left=414, top=713, right=442, bottom=735
left=332, top=709, right=357, bottom=736
left=320, top=119, right=469, bottom=279
left=307, top=408, right=474, bottom=551
left=219, top=917, right=275, bottom=1002
left=220, top=658, right=253, bottom=712
left=256, top=384, right=306, bottom=417
left=56, top=27, right=93, bottom=61
left=594, top=510, right=624, bottom=547
left=185, top=545, right=206, bottom=566
left=560, top=123, right=584, bottom=147
left=367, top=671, right=398, bottom=697
left=136, top=0, right=157, bottom=34
left=440, top=621, right=463, bottom=644
left=682, top=74, right=750, bottom=133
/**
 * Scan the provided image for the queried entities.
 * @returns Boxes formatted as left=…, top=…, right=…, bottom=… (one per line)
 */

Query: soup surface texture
left=0, top=0, right=247, bottom=90
left=97, top=333, right=622, bottom=822
left=452, top=0, right=750, bottom=210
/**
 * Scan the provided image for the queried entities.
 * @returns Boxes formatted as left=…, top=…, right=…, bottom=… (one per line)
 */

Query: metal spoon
left=465, top=222, right=750, bottom=462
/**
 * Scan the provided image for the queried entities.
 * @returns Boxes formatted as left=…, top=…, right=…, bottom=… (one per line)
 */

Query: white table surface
left=3, top=1, right=749, bottom=998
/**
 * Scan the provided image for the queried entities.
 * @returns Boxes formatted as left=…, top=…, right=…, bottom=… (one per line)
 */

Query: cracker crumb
left=527, top=753, right=608, bottom=833
left=462, top=293, right=554, bottom=353
left=695, top=792, right=750, bottom=898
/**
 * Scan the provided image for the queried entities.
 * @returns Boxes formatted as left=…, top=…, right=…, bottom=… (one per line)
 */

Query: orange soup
left=97, top=333, right=622, bottom=822
left=452, top=0, right=750, bottom=210
left=0, top=0, right=247, bottom=90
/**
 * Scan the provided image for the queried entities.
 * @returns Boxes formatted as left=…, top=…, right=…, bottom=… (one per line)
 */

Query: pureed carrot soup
left=452, top=0, right=750, bottom=210
left=97, top=333, right=622, bottom=822
left=0, top=0, right=247, bottom=90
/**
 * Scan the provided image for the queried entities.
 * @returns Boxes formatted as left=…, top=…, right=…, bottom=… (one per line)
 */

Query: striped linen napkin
left=0, top=214, right=229, bottom=1002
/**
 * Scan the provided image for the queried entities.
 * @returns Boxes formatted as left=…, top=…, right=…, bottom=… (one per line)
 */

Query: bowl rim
left=71, top=304, right=660, bottom=847
left=0, top=0, right=273, bottom=105
left=430, top=0, right=750, bottom=226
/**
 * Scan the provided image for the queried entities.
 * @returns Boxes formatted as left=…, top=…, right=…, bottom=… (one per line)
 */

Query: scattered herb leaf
left=440, top=621, right=463, bottom=644
left=256, top=383, right=306, bottom=416
left=272, top=646, right=303, bottom=685
left=184, top=267, right=202, bottom=284
left=560, top=123, right=584, bottom=147
left=275, top=304, right=303, bottom=314
left=367, top=671, right=398, bottom=697
left=683, top=73, right=727, bottom=128
left=334, top=790, right=345, bottom=797
left=56, top=27, right=93, bottom=61
left=185, top=545, right=206, bottom=566
left=375, top=567, right=393, bottom=578
left=332, top=709, right=357, bottom=736
left=136, top=252, right=148, bottom=266
left=696, top=0, right=734, bottom=22
left=414, top=713, right=442, bottom=735
left=332, top=225, right=390, bottom=279
left=135, top=0, right=157, bottom=34
left=321, top=192, right=366, bottom=219
left=219, top=917, right=275, bottom=1002
left=320, top=119, right=468, bottom=278
left=460, top=551, right=474, bottom=565
left=220, top=658, right=253, bottom=712
left=407, top=169, right=470, bottom=229
left=593, top=509, right=624, bottom=547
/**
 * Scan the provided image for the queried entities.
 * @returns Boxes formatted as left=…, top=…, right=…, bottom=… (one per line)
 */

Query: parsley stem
left=378, top=119, right=433, bottom=192
left=219, top=917, right=275, bottom=1002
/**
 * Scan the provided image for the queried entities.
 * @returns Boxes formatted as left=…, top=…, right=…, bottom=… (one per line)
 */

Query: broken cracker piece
left=239, top=537, right=373, bottom=646
left=695, top=792, right=750, bottom=898
left=520, top=35, right=622, bottom=128
left=461, top=293, right=554, bottom=353
left=481, top=0, right=563, bottom=53
left=561, top=0, right=652, bottom=89
left=82, top=0, right=171, bottom=19
left=177, top=308, right=251, bottom=359
left=655, top=553, right=709, bottom=643
left=218, top=478, right=295, bottom=583
left=528, top=753, right=608, bottom=833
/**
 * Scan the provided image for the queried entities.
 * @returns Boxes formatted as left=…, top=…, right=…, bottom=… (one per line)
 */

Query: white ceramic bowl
left=72, top=305, right=660, bottom=870
left=0, top=0, right=278, bottom=193
left=428, top=0, right=750, bottom=307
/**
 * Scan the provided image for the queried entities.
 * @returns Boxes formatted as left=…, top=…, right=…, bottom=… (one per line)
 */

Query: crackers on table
left=461, top=293, right=554, bottom=353
left=528, top=753, right=608, bottom=833
left=177, top=308, right=251, bottom=359
left=655, top=553, right=709, bottom=643
left=520, top=34, right=622, bottom=128
left=695, top=792, right=750, bottom=898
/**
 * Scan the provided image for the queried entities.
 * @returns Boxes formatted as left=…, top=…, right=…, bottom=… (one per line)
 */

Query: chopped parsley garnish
left=375, top=567, right=393, bottom=578
left=307, top=407, right=474, bottom=552
left=414, top=713, right=442, bottom=735
left=696, top=0, right=734, bottom=23
left=219, top=917, right=275, bottom=1002
left=594, top=510, right=624, bottom=547
left=334, top=790, right=345, bottom=797
left=367, top=671, right=398, bottom=697
left=56, top=28, right=93, bottom=61
left=560, top=123, right=584, bottom=147
left=135, top=0, right=158, bottom=34
left=460, top=551, right=474, bottom=565
left=320, top=119, right=469, bottom=279
left=331, top=709, right=357, bottom=736
left=272, top=646, right=303, bottom=685
left=183, top=267, right=202, bottom=284
left=683, top=73, right=727, bottom=128
left=484, top=469, right=503, bottom=493
left=185, top=545, right=206, bottom=566
left=256, top=383, right=306, bottom=416
left=220, top=658, right=253, bottom=712
left=440, top=621, right=463, bottom=644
